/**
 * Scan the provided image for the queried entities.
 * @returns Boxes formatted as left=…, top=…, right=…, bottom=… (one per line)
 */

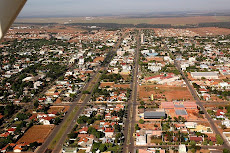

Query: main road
left=37, top=31, right=127, bottom=153
left=123, top=31, right=140, bottom=153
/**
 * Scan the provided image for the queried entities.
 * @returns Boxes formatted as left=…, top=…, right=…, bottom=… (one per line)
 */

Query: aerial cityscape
left=1, top=0, right=230, bottom=153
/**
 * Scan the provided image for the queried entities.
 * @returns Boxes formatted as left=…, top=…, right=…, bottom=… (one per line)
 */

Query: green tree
left=223, top=149, right=230, bottom=153
left=99, top=144, right=107, bottom=152
left=54, top=117, right=61, bottom=125
left=216, top=134, right=224, bottom=145
left=139, top=119, right=144, bottom=124
left=34, top=101, right=39, bottom=108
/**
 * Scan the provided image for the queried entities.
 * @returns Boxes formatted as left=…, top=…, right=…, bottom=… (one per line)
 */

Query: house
left=8, top=127, right=16, bottom=134
left=104, top=128, right=114, bottom=138
left=216, top=109, right=225, bottom=119
left=1, top=143, right=16, bottom=153
left=222, top=120, right=230, bottom=128
left=13, top=144, right=24, bottom=152
left=189, top=136, right=203, bottom=142
left=39, top=117, right=54, bottom=125
left=79, top=127, right=88, bottom=134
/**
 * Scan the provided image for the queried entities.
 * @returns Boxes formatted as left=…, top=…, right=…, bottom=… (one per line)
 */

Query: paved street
left=174, top=60, right=230, bottom=149
left=123, top=32, right=140, bottom=153
left=36, top=32, right=126, bottom=153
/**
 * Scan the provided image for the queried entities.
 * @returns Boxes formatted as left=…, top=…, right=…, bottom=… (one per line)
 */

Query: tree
left=216, top=134, right=224, bottom=145
left=189, top=141, right=196, bottom=149
left=4, top=104, right=15, bottom=117
left=139, top=119, right=144, bottom=124
left=34, top=101, right=39, bottom=108
left=203, top=140, right=208, bottom=145
left=68, top=132, right=77, bottom=139
left=135, top=124, right=140, bottom=130
left=99, top=144, right=107, bottom=152
left=223, top=149, right=230, bottom=153
left=82, top=91, right=90, bottom=94
left=209, top=141, right=213, bottom=146
left=54, top=117, right=61, bottom=125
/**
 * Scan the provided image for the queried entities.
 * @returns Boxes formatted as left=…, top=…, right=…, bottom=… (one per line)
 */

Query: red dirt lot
left=189, top=27, right=230, bottom=36
left=48, top=106, right=70, bottom=114
left=17, top=125, right=54, bottom=144
left=139, top=85, right=194, bottom=101
left=114, top=84, right=130, bottom=89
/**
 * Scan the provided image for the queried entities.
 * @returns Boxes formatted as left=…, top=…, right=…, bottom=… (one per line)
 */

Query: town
left=0, top=24, right=230, bottom=153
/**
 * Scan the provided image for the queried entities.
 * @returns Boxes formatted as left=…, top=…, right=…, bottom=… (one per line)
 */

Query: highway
left=123, top=31, right=140, bottom=153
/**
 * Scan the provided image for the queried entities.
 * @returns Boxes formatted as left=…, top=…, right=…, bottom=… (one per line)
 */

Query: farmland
left=15, top=16, right=230, bottom=25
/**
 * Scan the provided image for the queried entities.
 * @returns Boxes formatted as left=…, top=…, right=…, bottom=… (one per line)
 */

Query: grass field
left=15, top=16, right=230, bottom=26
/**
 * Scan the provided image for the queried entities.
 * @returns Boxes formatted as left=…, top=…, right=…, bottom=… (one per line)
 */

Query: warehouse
left=144, top=111, right=166, bottom=119
left=190, top=72, right=219, bottom=79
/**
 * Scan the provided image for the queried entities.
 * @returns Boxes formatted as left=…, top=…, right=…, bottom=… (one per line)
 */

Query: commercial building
left=144, top=111, right=166, bottom=119
left=190, top=72, right=219, bottom=79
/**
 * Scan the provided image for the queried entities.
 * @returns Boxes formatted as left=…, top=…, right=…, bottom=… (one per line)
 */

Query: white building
left=222, top=120, right=230, bottom=128
left=78, top=57, right=84, bottom=65
left=191, top=72, right=219, bottom=79
left=185, top=122, right=197, bottom=129
left=136, top=134, right=147, bottom=145
left=179, top=144, right=187, bottom=153
left=141, top=33, right=145, bottom=44
left=148, top=63, right=162, bottom=72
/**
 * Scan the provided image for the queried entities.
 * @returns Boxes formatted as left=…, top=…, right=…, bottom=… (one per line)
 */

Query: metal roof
left=175, top=109, right=188, bottom=116
left=144, top=111, right=166, bottom=117
left=191, top=72, right=218, bottom=77
left=174, top=104, right=184, bottom=108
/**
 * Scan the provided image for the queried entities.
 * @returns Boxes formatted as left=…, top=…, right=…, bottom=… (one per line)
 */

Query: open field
left=17, top=125, right=54, bottom=144
left=114, top=84, right=130, bottom=89
left=139, top=85, right=194, bottom=101
left=48, top=106, right=70, bottom=114
left=189, top=27, right=230, bottom=36
left=15, top=16, right=230, bottom=25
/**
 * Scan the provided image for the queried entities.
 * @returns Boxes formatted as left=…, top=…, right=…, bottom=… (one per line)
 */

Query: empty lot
left=17, top=125, right=54, bottom=144
left=139, top=85, right=194, bottom=101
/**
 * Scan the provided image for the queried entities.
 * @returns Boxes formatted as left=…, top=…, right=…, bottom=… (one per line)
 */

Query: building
left=141, top=33, right=145, bottom=44
left=144, top=111, right=166, bottom=119
left=179, top=144, right=187, bottom=153
left=185, top=122, right=197, bottom=129
left=136, top=134, right=147, bottom=145
left=190, top=72, right=219, bottom=79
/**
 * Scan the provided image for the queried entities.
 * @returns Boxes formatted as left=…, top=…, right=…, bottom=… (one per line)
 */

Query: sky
left=19, top=0, right=230, bottom=17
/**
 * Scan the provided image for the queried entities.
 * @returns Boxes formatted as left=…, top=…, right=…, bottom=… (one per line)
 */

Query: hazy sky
left=19, top=0, right=230, bottom=17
